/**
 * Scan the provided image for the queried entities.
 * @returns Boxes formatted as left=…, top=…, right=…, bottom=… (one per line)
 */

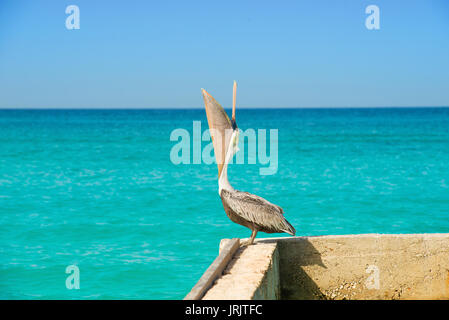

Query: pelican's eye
left=231, top=119, right=237, bottom=130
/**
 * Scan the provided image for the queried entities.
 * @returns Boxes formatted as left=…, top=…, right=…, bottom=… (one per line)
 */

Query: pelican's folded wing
left=202, top=89, right=232, bottom=178
left=221, top=189, right=296, bottom=236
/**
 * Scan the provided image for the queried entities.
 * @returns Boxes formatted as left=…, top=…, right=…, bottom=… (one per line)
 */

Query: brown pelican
left=202, top=81, right=296, bottom=245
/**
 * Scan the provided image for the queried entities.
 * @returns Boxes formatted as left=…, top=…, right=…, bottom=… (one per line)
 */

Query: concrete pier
left=186, top=233, right=449, bottom=300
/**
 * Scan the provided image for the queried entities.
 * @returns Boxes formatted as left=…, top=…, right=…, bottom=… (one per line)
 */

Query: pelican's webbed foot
left=240, top=238, right=253, bottom=246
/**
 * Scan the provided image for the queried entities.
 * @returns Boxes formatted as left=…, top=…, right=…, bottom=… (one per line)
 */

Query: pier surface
left=186, top=233, right=449, bottom=300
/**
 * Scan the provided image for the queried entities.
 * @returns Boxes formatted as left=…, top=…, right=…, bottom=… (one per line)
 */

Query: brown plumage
left=202, top=81, right=296, bottom=245
left=221, top=189, right=295, bottom=234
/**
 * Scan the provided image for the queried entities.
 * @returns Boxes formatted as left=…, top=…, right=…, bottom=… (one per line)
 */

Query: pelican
left=202, top=81, right=296, bottom=245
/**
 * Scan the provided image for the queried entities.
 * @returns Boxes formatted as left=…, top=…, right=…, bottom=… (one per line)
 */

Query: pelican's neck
left=218, top=130, right=238, bottom=195
left=218, top=162, right=233, bottom=195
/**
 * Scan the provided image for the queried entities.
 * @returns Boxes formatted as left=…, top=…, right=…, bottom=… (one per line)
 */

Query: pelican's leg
left=241, top=229, right=258, bottom=246
left=248, top=229, right=258, bottom=245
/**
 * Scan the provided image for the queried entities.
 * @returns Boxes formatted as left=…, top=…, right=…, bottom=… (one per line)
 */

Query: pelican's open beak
left=201, top=82, right=239, bottom=179
left=202, top=88, right=233, bottom=179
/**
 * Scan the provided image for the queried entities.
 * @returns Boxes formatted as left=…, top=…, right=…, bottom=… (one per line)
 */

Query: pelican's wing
left=202, top=89, right=232, bottom=178
left=221, top=189, right=296, bottom=236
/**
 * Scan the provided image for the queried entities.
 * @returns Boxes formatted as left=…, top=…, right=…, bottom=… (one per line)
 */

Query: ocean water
left=0, top=108, right=448, bottom=299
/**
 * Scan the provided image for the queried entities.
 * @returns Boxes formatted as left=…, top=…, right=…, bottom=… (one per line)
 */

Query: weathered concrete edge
left=202, top=240, right=280, bottom=300
left=184, top=238, right=240, bottom=300
left=253, top=233, right=449, bottom=242
left=252, top=243, right=280, bottom=300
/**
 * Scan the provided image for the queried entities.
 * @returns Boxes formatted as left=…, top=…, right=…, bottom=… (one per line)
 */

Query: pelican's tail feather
left=282, top=218, right=296, bottom=236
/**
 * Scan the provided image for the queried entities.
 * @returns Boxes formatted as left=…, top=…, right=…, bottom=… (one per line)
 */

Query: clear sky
left=0, top=0, right=448, bottom=108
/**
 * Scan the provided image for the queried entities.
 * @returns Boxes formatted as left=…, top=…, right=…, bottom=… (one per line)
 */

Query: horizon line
left=1, top=106, right=449, bottom=110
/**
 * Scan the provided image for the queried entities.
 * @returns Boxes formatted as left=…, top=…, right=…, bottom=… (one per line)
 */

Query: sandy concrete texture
left=196, top=234, right=449, bottom=300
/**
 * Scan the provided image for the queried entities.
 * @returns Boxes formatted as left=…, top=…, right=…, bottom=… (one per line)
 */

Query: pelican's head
left=230, top=116, right=239, bottom=155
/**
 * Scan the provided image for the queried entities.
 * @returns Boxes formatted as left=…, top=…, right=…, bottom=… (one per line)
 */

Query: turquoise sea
left=1, top=108, right=448, bottom=299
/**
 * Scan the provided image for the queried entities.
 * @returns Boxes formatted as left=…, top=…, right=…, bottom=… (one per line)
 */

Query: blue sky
left=0, top=0, right=448, bottom=108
